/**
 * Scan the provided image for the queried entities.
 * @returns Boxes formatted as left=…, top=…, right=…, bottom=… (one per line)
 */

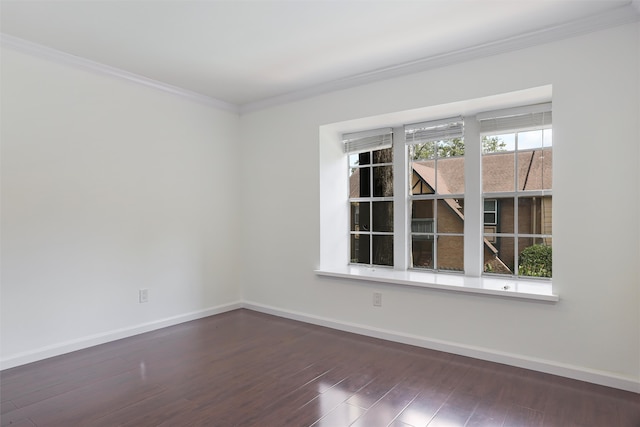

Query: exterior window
left=484, top=199, right=498, bottom=225
left=481, top=109, right=552, bottom=278
left=346, top=129, right=394, bottom=267
left=406, top=117, right=464, bottom=272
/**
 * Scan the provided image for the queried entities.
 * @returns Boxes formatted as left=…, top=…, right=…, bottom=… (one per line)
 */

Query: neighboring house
left=351, top=148, right=552, bottom=273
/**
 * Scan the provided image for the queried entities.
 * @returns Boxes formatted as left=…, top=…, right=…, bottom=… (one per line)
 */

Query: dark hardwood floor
left=1, top=309, right=638, bottom=426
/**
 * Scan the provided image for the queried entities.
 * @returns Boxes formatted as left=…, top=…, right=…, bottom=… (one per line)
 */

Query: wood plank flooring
left=1, top=309, right=638, bottom=426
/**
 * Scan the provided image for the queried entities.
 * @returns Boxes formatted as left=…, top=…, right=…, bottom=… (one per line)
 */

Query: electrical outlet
left=139, top=289, right=149, bottom=303
left=373, top=292, right=382, bottom=307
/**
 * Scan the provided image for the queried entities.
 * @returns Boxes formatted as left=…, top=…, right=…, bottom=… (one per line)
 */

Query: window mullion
left=393, top=126, right=408, bottom=270
left=464, top=116, right=483, bottom=276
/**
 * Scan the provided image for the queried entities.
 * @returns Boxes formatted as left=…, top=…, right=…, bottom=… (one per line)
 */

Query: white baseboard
left=3, top=299, right=638, bottom=394
left=243, top=301, right=640, bottom=394
left=0, top=301, right=243, bottom=370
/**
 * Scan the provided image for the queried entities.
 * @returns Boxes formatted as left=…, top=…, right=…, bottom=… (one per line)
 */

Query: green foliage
left=412, top=136, right=506, bottom=160
left=482, top=136, right=507, bottom=154
left=518, top=244, right=552, bottom=278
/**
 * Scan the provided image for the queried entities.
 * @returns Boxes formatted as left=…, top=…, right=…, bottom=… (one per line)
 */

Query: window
left=406, top=117, right=465, bottom=272
left=480, top=105, right=552, bottom=278
left=483, top=199, right=498, bottom=225
left=345, top=129, right=394, bottom=266
left=338, top=102, right=552, bottom=280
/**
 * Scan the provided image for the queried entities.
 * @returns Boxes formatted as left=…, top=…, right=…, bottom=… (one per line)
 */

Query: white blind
left=478, top=103, right=552, bottom=135
left=404, top=116, right=464, bottom=145
left=343, top=128, right=393, bottom=154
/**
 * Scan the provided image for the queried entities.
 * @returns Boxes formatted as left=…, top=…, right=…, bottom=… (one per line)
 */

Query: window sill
left=315, top=266, right=558, bottom=302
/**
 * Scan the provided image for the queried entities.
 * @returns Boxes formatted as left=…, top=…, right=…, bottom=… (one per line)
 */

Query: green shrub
left=518, top=244, right=552, bottom=278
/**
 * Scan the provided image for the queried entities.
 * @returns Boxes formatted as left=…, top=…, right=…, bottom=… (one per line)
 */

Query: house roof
left=350, top=148, right=552, bottom=197
left=413, top=149, right=552, bottom=195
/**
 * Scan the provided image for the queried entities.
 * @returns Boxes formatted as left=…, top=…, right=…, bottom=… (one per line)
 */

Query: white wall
left=240, top=23, right=640, bottom=389
left=1, top=47, right=241, bottom=365
left=1, top=21, right=638, bottom=391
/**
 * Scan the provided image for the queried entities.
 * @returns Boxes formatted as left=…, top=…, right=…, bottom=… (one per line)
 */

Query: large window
left=343, top=103, right=552, bottom=279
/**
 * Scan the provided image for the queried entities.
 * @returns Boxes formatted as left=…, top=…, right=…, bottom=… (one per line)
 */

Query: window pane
left=484, top=199, right=495, bottom=211
left=518, top=149, right=551, bottom=191
left=357, top=152, right=371, bottom=166
left=412, top=199, right=434, bottom=223
left=412, top=141, right=436, bottom=160
left=543, top=129, right=552, bottom=147
left=484, top=212, right=496, bottom=224
left=483, top=134, right=514, bottom=153
left=350, top=202, right=370, bottom=232
left=411, top=160, right=435, bottom=195
left=437, top=198, right=464, bottom=233
left=437, top=156, right=464, bottom=193
left=493, top=197, right=514, bottom=233
left=518, top=238, right=552, bottom=278
left=484, top=236, right=514, bottom=274
left=518, top=196, right=552, bottom=235
left=372, top=201, right=393, bottom=232
left=350, top=234, right=370, bottom=264
left=372, top=235, right=393, bottom=266
left=411, top=235, right=433, bottom=269
left=373, top=147, right=393, bottom=164
left=373, top=165, right=393, bottom=197
left=483, top=151, right=515, bottom=192
left=350, top=167, right=370, bottom=198
left=437, top=139, right=464, bottom=158
left=437, top=235, right=463, bottom=272
left=517, top=130, right=544, bottom=150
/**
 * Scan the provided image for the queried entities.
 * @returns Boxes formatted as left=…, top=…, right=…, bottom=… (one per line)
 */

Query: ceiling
left=1, top=1, right=638, bottom=112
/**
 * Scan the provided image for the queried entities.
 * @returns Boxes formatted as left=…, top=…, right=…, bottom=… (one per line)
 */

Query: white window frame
left=317, top=88, right=557, bottom=302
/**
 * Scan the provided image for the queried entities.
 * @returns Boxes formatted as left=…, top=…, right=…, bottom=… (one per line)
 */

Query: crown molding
left=0, top=33, right=240, bottom=114
left=240, top=2, right=640, bottom=114
left=2, top=2, right=638, bottom=116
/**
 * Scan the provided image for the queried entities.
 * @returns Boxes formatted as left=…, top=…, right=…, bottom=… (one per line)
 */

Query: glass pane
left=373, top=147, right=393, bottom=164
left=483, top=134, right=513, bottom=154
left=542, top=147, right=552, bottom=190
left=517, top=149, right=550, bottom=191
left=543, top=129, right=552, bottom=147
left=357, top=152, right=371, bottom=166
left=518, top=239, right=552, bottom=278
left=372, top=165, right=393, bottom=197
left=411, top=160, right=435, bottom=195
left=437, top=235, right=463, bottom=272
left=483, top=151, right=515, bottom=192
left=484, top=236, right=514, bottom=274
left=349, top=153, right=360, bottom=169
left=412, top=199, right=434, bottom=222
left=372, top=201, right=393, bottom=232
left=484, top=212, right=496, bottom=224
left=518, top=196, right=552, bottom=235
left=438, top=156, right=464, bottom=193
left=412, top=235, right=433, bottom=269
left=372, top=235, right=393, bottom=266
left=484, top=199, right=496, bottom=211
left=492, top=197, right=514, bottom=233
left=437, top=139, right=464, bottom=158
left=411, top=141, right=436, bottom=160
left=350, top=234, right=370, bottom=264
left=350, top=167, right=370, bottom=198
left=517, top=130, right=544, bottom=150
left=350, top=202, right=370, bottom=232
left=437, top=198, right=464, bottom=233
